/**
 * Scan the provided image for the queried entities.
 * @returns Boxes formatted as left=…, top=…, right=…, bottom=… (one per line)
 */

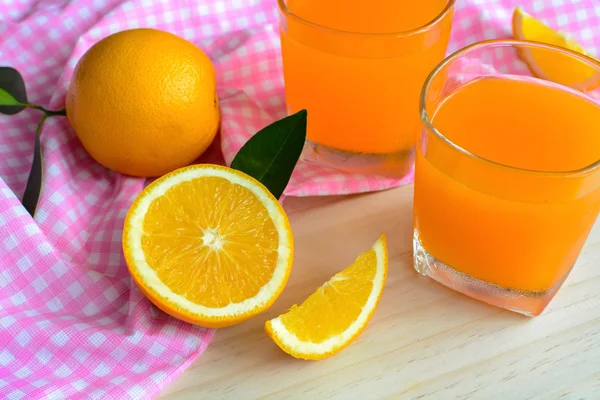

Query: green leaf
left=231, top=109, right=307, bottom=199
left=22, top=116, right=45, bottom=217
left=0, top=67, right=28, bottom=115
left=0, top=88, right=23, bottom=106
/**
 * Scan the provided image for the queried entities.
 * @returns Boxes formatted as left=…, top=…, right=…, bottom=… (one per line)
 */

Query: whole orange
left=66, top=28, right=220, bottom=177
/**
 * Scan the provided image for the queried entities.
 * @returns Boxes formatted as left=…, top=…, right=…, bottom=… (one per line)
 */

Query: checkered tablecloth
left=1, top=0, right=599, bottom=399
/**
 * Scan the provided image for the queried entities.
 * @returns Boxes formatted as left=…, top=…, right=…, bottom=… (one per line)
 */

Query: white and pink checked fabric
left=1, top=0, right=599, bottom=399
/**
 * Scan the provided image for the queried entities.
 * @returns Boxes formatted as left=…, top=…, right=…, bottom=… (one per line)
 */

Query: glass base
left=300, top=139, right=414, bottom=178
left=413, top=231, right=565, bottom=316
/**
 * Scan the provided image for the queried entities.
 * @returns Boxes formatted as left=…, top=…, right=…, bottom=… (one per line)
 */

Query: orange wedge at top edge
left=512, top=7, right=600, bottom=90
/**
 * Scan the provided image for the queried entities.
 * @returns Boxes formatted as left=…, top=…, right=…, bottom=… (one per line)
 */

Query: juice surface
left=286, top=0, right=448, bottom=34
left=433, top=76, right=600, bottom=172
left=414, top=76, right=600, bottom=292
left=281, top=0, right=451, bottom=154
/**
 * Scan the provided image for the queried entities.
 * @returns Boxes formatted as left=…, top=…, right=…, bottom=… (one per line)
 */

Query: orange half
left=512, top=7, right=600, bottom=90
left=122, top=164, right=294, bottom=328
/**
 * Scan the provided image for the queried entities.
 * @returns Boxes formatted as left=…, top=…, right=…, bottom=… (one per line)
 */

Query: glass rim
left=277, top=0, right=456, bottom=37
left=420, top=39, right=600, bottom=177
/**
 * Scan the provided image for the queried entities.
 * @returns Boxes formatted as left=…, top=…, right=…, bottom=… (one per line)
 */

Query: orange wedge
left=122, top=164, right=294, bottom=328
left=265, top=234, right=388, bottom=360
left=512, top=7, right=600, bottom=90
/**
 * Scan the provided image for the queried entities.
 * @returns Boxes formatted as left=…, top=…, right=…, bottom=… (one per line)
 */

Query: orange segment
left=265, top=235, right=387, bottom=360
left=123, top=164, right=294, bottom=328
left=512, top=7, right=600, bottom=90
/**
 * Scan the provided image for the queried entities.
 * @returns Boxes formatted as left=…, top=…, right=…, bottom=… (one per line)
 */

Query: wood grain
left=158, top=184, right=600, bottom=400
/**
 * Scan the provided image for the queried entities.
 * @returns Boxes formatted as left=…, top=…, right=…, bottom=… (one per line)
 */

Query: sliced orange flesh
left=512, top=7, right=600, bottom=90
left=122, top=164, right=294, bottom=328
left=265, top=234, right=388, bottom=360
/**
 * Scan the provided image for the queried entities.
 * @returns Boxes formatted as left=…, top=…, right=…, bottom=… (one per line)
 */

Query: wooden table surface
left=159, top=184, right=600, bottom=399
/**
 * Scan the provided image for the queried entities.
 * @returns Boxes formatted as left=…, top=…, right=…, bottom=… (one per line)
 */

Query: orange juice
left=414, top=75, right=600, bottom=293
left=279, top=0, right=453, bottom=157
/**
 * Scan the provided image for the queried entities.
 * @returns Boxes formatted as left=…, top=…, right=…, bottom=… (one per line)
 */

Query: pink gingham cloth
left=1, top=0, right=599, bottom=399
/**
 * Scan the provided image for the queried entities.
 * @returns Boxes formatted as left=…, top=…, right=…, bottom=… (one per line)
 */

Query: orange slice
left=122, top=164, right=294, bottom=328
left=265, top=234, right=388, bottom=360
left=512, top=7, right=600, bottom=90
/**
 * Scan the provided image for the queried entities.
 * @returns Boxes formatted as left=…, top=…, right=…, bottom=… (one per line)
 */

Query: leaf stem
left=26, top=103, right=66, bottom=116
left=35, top=113, right=49, bottom=136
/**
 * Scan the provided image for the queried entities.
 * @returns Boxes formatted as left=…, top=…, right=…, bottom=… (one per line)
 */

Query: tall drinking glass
left=414, top=40, right=600, bottom=316
left=278, top=0, right=455, bottom=177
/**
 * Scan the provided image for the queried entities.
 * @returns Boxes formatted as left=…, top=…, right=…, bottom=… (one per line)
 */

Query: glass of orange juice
left=277, top=0, right=455, bottom=177
left=414, top=40, right=600, bottom=316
